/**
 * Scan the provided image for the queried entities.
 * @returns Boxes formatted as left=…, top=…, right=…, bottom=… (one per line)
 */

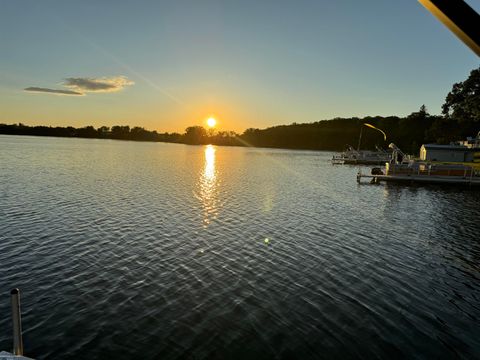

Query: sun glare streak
left=230, top=136, right=382, bottom=224
left=54, top=18, right=184, bottom=105
left=233, top=136, right=357, bottom=208
left=93, top=43, right=183, bottom=104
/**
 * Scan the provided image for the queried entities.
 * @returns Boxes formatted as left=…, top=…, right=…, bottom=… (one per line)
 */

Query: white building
left=420, top=132, right=480, bottom=163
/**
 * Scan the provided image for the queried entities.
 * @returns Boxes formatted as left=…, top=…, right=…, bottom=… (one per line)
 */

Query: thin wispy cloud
left=24, top=87, right=83, bottom=96
left=24, top=76, right=134, bottom=96
left=64, top=76, right=134, bottom=93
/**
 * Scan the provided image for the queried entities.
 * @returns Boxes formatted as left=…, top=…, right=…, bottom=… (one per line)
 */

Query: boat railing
left=386, top=162, right=476, bottom=178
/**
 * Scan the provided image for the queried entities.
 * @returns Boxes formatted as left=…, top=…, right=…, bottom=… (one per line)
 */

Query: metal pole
left=357, top=126, right=363, bottom=152
left=11, top=288, right=24, bottom=356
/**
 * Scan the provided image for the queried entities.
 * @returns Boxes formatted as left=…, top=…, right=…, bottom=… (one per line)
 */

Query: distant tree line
left=1, top=67, right=479, bottom=154
left=0, top=124, right=183, bottom=143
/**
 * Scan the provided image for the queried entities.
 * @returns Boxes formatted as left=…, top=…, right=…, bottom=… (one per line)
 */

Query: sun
left=207, top=117, right=217, bottom=128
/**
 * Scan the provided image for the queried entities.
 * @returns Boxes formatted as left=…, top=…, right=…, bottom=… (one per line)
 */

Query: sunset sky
left=0, top=0, right=478, bottom=133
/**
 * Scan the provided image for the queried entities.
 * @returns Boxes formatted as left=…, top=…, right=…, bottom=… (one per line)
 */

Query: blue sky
left=0, top=0, right=478, bottom=132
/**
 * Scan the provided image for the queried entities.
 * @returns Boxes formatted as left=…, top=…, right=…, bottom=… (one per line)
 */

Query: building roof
left=421, top=144, right=477, bottom=151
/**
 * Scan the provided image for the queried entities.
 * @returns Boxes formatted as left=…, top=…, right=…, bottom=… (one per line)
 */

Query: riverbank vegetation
left=1, top=67, right=478, bottom=154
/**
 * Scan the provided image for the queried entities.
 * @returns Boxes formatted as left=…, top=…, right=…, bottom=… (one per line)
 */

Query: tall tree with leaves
left=442, top=67, right=480, bottom=123
left=184, top=126, right=207, bottom=145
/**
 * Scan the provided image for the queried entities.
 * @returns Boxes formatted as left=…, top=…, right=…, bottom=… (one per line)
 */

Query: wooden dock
left=357, top=172, right=480, bottom=186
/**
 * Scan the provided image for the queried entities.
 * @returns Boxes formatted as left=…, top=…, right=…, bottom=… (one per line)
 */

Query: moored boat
left=332, top=123, right=391, bottom=165
left=357, top=144, right=480, bottom=186
left=332, top=145, right=391, bottom=165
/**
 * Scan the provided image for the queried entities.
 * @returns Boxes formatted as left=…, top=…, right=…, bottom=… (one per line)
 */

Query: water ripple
left=0, top=135, right=480, bottom=359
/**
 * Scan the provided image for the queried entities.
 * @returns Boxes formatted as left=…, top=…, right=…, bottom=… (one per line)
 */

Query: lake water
left=0, top=135, right=479, bottom=359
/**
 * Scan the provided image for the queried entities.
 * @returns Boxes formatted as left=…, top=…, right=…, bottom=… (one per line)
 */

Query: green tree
left=111, top=125, right=130, bottom=139
left=76, top=125, right=98, bottom=138
left=184, top=126, right=207, bottom=144
left=97, top=126, right=110, bottom=138
left=442, top=67, right=480, bottom=123
left=396, top=105, right=434, bottom=153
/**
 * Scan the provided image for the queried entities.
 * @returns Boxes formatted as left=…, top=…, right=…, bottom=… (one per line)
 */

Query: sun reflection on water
left=200, top=145, right=218, bottom=227
left=204, top=145, right=216, bottom=181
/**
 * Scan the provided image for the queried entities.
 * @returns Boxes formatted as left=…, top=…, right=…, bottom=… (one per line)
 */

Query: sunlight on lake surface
left=0, top=135, right=479, bottom=359
left=198, top=145, right=218, bottom=227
